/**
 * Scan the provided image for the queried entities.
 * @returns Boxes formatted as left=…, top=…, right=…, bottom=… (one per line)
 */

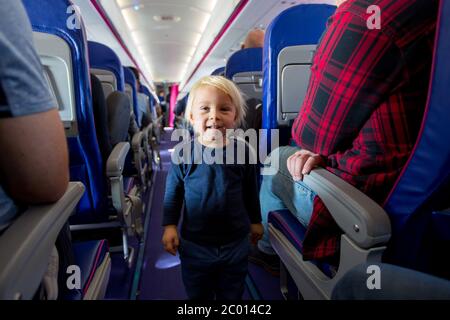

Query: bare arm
left=0, top=108, right=69, bottom=204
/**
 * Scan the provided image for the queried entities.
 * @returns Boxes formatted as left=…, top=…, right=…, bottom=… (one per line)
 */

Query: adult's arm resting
left=0, top=109, right=69, bottom=204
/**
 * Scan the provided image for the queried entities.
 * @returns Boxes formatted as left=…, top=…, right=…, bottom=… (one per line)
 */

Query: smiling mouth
left=206, top=124, right=224, bottom=130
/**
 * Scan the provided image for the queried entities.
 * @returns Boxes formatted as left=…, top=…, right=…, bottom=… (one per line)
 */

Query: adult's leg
left=258, top=146, right=317, bottom=255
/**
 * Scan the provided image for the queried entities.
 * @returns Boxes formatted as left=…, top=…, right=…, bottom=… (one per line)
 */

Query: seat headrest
left=88, top=41, right=125, bottom=92
left=24, top=0, right=78, bottom=33
left=225, top=48, right=262, bottom=79
left=123, top=67, right=140, bottom=127
left=262, top=4, right=336, bottom=130
left=124, top=66, right=137, bottom=87
left=139, top=85, right=151, bottom=97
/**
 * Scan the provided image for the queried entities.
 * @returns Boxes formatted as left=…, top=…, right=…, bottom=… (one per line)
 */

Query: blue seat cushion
left=268, top=210, right=335, bottom=277
left=268, top=210, right=306, bottom=252
left=72, top=240, right=109, bottom=298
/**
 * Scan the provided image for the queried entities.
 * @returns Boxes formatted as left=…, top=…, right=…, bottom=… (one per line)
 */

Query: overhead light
left=133, top=5, right=140, bottom=11
left=153, top=15, right=181, bottom=22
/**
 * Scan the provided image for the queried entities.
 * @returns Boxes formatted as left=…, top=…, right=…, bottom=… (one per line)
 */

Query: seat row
left=219, top=2, right=450, bottom=299
left=0, top=0, right=162, bottom=300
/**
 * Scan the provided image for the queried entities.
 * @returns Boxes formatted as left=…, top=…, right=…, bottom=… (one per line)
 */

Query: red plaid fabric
left=293, top=0, right=439, bottom=261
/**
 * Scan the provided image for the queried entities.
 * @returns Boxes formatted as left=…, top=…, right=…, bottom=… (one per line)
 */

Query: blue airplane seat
left=123, top=67, right=150, bottom=190
left=211, top=66, right=225, bottom=76
left=22, top=0, right=111, bottom=299
left=137, top=84, right=156, bottom=181
left=90, top=74, right=130, bottom=172
left=382, top=0, right=450, bottom=276
left=23, top=0, right=108, bottom=223
left=225, top=48, right=263, bottom=101
left=225, top=48, right=262, bottom=79
left=91, top=72, right=137, bottom=195
left=124, top=66, right=141, bottom=128
left=267, top=0, right=450, bottom=299
left=141, top=88, right=156, bottom=120
left=268, top=210, right=335, bottom=279
left=139, top=85, right=151, bottom=109
left=66, top=240, right=111, bottom=300
left=91, top=73, right=113, bottom=163
left=261, top=4, right=336, bottom=148
left=88, top=42, right=148, bottom=193
left=142, top=91, right=163, bottom=169
left=88, top=41, right=125, bottom=94
left=139, top=85, right=153, bottom=125
left=149, top=95, right=158, bottom=120
left=139, top=85, right=150, bottom=96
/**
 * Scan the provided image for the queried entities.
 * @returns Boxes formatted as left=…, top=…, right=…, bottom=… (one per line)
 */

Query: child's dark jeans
left=179, top=236, right=249, bottom=300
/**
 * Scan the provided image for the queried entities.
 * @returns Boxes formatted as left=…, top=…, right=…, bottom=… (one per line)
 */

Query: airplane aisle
left=138, top=129, right=188, bottom=300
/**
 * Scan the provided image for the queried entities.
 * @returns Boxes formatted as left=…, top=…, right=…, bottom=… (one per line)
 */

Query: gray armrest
left=0, top=182, right=85, bottom=300
left=106, top=142, right=130, bottom=177
left=303, top=168, right=391, bottom=248
left=131, top=131, right=147, bottom=189
left=131, top=131, right=144, bottom=152
left=142, top=123, right=152, bottom=142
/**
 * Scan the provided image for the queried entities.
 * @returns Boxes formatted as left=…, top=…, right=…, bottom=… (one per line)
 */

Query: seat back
left=149, top=94, right=158, bottom=121
left=90, top=74, right=130, bottom=164
left=139, top=85, right=152, bottom=127
left=106, top=92, right=131, bottom=147
left=23, top=0, right=108, bottom=223
left=123, top=66, right=140, bottom=127
left=88, top=41, right=125, bottom=97
left=226, top=48, right=263, bottom=101
left=139, top=85, right=151, bottom=109
left=383, top=0, right=450, bottom=277
left=91, top=74, right=113, bottom=162
left=262, top=4, right=336, bottom=131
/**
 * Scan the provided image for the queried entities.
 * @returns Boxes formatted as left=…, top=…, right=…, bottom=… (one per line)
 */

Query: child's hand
left=250, top=223, right=264, bottom=245
left=162, top=225, right=179, bottom=256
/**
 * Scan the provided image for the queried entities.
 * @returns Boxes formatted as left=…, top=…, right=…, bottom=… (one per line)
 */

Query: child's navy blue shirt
left=163, top=137, right=261, bottom=246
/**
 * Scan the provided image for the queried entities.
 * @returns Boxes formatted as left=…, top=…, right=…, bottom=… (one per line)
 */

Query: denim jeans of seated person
left=258, top=146, right=316, bottom=255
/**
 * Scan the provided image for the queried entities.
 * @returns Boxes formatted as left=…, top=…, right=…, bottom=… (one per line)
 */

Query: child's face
left=190, top=85, right=237, bottom=146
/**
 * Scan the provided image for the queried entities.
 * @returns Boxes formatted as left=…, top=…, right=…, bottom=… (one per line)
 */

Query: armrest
left=145, top=122, right=153, bottom=133
left=142, top=123, right=152, bottom=141
left=131, top=131, right=144, bottom=152
left=106, top=142, right=130, bottom=177
left=0, top=182, right=85, bottom=300
left=131, top=131, right=147, bottom=188
left=303, top=168, right=391, bottom=248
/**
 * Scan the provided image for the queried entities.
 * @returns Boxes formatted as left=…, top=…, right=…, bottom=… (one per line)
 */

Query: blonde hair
left=185, top=75, right=247, bottom=128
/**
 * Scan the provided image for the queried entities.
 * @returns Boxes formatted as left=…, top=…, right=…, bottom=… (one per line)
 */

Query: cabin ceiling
left=115, top=0, right=225, bottom=84
left=74, top=0, right=336, bottom=94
